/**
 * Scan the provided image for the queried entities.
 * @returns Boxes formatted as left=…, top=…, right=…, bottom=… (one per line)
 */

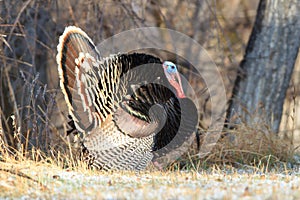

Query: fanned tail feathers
left=56, top=26, right=198, bottom=171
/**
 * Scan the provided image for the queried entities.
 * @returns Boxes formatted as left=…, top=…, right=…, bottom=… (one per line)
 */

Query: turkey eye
left=168, top=65, right=176, bottom=71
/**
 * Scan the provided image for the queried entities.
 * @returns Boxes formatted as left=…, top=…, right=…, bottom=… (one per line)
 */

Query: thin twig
left=7, top=0, right=32, bottom=43
left=0, top=166, right=47, bottom=189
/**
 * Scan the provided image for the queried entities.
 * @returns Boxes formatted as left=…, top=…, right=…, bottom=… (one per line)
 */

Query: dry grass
left=166, top=120, right=297, bottom=173
left=0, top=1, right=300, bottom=198
left=0, top=152, right=300, bottom=199
left=210, top=124, right=294, bottom=166
left=0, top=116, right=299, bottom=199
left=0, top=0, right=296, bottom=160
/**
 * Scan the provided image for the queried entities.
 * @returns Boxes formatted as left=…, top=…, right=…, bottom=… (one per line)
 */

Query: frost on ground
left=0, top=161, right=300, bottom=200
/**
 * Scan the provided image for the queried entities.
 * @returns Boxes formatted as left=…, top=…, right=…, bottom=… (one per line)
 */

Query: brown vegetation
left=0, top=0, right=299, bottom=170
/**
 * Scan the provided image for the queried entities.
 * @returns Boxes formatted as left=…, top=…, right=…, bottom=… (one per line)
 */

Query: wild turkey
left=56, top=26, right=198, bottom=170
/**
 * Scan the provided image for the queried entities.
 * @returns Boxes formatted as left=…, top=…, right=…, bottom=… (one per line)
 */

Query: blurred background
left=0, top=0, right=299, bottom=166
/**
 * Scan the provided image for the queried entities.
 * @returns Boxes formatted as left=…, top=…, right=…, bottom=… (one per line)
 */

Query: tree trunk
left=226, top=0, right=300, bottom=133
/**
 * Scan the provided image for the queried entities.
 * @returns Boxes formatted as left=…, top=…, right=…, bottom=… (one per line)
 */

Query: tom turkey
left=56, top=26, right=198, bottom=170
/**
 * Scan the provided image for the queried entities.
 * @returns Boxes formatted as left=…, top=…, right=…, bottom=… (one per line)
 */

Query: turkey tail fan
left=56, top=26, right=101, bottom=133
left=55, top=26, right=199, bottom=171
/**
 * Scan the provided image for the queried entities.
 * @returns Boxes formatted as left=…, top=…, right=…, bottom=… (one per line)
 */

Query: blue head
left=162, top=61, right=185, bottom=98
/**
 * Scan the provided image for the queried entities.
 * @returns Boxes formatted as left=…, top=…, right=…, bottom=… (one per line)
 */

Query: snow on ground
left=2, top=166, right=298, bottom=200
left=0, top=159, right=300, bottom=200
